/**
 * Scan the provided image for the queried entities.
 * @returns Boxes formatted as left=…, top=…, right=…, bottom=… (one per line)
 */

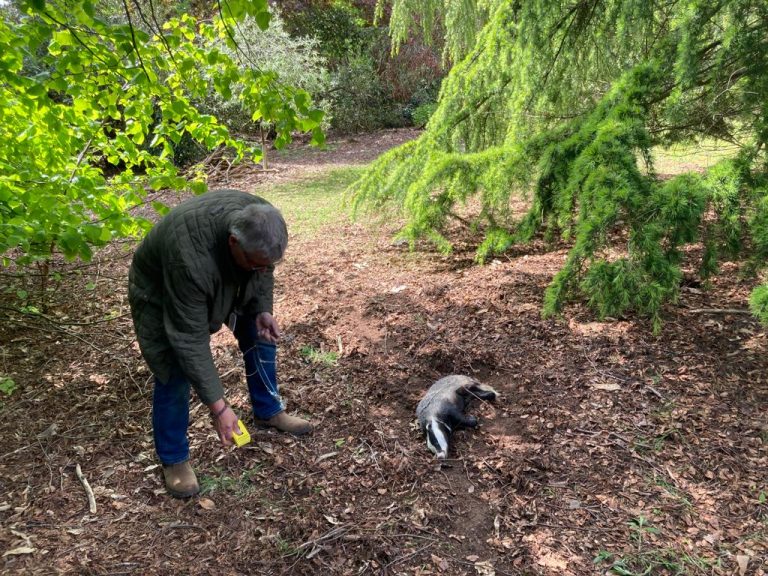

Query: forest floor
left=1, top=128, right=767, bottom=576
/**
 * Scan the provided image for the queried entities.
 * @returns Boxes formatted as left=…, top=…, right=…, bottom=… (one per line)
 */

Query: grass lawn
left=651, top=139, right=741, bottom=175
left=258, top=167, right=367, bottom=237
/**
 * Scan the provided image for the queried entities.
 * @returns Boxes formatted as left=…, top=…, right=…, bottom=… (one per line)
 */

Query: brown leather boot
left=162, top=461, right=200, bottom=498
left=255, top=411, right=313, bottom=436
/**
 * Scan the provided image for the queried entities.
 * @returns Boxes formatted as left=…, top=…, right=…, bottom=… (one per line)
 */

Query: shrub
left=279, top=0, right=369, bottom=64
left=199, top=11, right=331, bottom=136
left=410, top=102, right=438, bottom=128
left=281, top=3, right=445, bottom=133
left=326, top=47, right=408, bottom=133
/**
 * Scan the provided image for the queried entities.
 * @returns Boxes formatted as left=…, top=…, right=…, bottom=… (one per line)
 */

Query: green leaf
left=293, top=91, right=310, bottom=109
left=152, top=201, right=171, bottom=216
left=179, top=57, right=196, bottom=73
left=221, top=0, right=245, bottom=19
left=255, top=10, right=271, bottom=31
left=27, top=0, right=46, bottom=11
left=593, top=551, right=612, bottom=564
left=251, top=0, right=268, bottom=13
left=52, top=30, right=73, bottom=47
left=609, top=564, right=635, bottom=576
left=189, top=180, right=208, bottom=196
left=0, top=377, right=17, bottom=396
left=310, top=127, right=325, bottom=147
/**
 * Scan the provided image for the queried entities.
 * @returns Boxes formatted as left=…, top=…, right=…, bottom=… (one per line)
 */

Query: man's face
left=228, top=235, right=273, bottom=272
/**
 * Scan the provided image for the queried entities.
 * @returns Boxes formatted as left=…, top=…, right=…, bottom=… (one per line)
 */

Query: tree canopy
left=352, top=0, right=768, bottom=330
left=0, top=0, right=324, bottom=264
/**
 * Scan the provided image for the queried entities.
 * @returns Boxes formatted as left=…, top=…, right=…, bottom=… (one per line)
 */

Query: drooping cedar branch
left=353, top=0, right=768, bottom=331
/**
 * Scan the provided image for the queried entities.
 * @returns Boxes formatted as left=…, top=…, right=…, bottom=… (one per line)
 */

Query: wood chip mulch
left=1, top=129, right=766, bottom=576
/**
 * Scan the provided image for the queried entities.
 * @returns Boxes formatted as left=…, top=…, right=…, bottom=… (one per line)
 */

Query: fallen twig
left=161, top=522, right=208, bottom=532
left=280, top=525, right=351, bottom=573
left=0, top=445, right=32, bottom=461
left=382, top=542, right=434, bottom=571
left=646, top=385, right=664, bottom=399
left=687, top=308, right=751, bottom=314
left=75, top=463, right=97, bottom=514
left=296, top=525, right=350, bottom=552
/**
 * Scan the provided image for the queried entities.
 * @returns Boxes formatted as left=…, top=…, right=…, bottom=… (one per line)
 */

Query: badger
left=416, top=375, right=498, bottom=459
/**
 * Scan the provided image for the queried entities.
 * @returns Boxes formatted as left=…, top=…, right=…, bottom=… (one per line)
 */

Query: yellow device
left=232, top=420, right=251, bottom=447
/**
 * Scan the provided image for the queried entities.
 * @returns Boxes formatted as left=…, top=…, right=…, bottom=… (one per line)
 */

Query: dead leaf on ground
left=736, top=555, right=750, bottom=576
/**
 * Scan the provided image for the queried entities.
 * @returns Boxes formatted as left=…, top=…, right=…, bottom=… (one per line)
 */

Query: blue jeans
left=152, top=314, right=284, bottom=465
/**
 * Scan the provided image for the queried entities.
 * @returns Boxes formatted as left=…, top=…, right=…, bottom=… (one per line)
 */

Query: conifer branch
left=355, top=0, right=768, bottom=330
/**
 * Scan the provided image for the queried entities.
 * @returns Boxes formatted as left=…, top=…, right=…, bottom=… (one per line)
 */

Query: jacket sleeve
left=243, top=269, right=275, bottom=315
left=162, top=262, right=224, bottom=406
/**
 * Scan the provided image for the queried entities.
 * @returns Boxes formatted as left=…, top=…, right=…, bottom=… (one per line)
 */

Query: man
left=128, top=189, right=312, bottom=498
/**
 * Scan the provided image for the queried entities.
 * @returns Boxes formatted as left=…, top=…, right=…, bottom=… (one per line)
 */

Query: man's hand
left=209, top=400, right=239, bottom=446
left=256, top=311, right=280, bottom=343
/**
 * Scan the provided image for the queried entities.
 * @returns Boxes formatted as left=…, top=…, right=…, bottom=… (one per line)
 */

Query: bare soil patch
left=1, top=129, right=766, bottom=575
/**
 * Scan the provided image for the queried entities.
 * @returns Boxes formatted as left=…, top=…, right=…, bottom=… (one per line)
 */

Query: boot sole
left=253, top=421, right=313, bottom=436
left=166, top=485, right=201, bottom=499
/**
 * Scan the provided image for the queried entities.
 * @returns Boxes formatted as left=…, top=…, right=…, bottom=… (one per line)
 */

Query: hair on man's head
left=229, top=203, right=288, bottom=262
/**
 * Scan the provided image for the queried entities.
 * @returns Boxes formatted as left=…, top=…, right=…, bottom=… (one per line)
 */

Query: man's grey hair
left=229, top=203, right=288, bottom=262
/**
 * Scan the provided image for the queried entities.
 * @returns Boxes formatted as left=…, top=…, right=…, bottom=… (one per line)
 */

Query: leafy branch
left=1, top=0, right=325, bottom=266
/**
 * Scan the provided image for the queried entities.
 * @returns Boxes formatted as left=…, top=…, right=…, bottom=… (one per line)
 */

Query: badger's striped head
left=425, top=418, right=451, bottom=459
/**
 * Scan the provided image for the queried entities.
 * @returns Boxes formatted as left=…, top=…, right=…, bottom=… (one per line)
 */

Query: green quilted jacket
left=128, top=190, right=276, bottom=405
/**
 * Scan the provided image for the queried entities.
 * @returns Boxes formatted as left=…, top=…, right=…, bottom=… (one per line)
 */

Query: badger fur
left=416, top=375, right=498, bottom=459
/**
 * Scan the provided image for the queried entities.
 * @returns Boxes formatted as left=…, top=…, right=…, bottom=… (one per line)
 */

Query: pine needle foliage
left=352, top=0, right=768, bottom=330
